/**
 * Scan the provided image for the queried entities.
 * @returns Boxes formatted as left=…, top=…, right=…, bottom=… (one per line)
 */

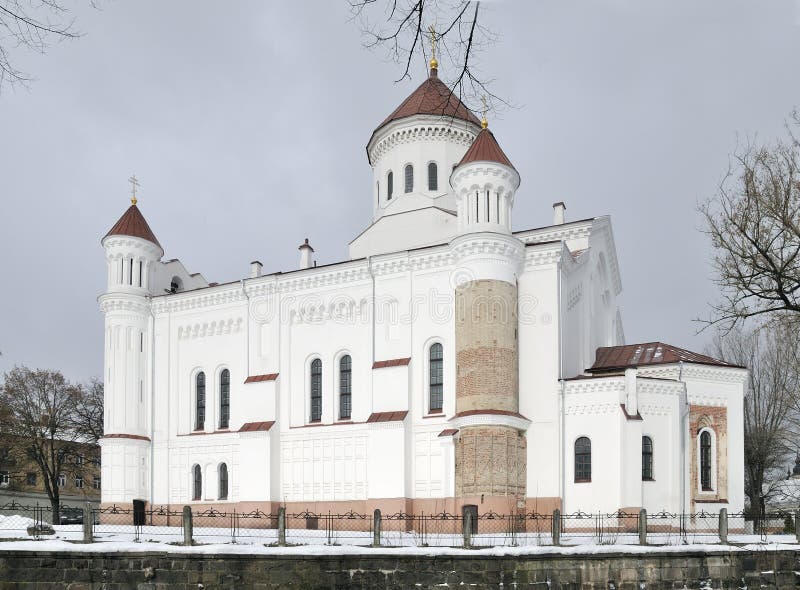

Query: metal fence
left=1, top=501, right=799, bottom=548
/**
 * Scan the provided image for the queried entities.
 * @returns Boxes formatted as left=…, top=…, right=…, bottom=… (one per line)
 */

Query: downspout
left=147, top=296, right=155, bottom=512
left=367, top=257, right=376, bottom=365
left=241, top=280, right=251, bottom=378
left=558, top=259, right=565, bottom=511
left=679, top=361, right=689, bottom=529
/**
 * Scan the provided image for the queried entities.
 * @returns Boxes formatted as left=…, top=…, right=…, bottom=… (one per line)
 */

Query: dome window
left=428, top=162, right=438, bottom=191
left=404, top=164, right=413, bottom=193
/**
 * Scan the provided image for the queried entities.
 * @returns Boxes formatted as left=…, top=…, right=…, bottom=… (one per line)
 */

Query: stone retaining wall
left=0, top=548, right=796, bottom=589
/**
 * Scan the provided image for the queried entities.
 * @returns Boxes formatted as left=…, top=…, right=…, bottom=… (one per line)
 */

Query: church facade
left=98, top=61, right=746, bottom=516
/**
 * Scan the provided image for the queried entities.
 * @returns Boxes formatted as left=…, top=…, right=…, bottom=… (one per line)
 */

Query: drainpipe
left=241, top=280, right=251, bottom=378
left=367, top=257, right=376, bottom=415
left=557, top=259, right=565, bottom=511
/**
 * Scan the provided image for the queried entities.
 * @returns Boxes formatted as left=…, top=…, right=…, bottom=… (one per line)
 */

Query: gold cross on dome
left=128, top=174, right=140, bottom=205
left=429, top=24, right=438, bottom=69
left=480, top=96, right=488, bottom=129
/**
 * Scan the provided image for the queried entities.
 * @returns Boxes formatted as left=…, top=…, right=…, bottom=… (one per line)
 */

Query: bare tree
left=68, top=376, right=103, bottom=444
left=699, top=112, right=800, bottom=332
left=0, top=0, right=84, bottom=91
left=349, top=0, right=505, bottom=113
left=0, top=367, right=101, bottom=521
left=709, top=324, right=799, bottom=520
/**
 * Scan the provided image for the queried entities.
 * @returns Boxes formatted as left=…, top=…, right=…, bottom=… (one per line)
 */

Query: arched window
left=428, top=162, right=438, bottom=191
left=404, top=164, right=413, bottom=193
left=310, top=359, right=322, bottom=422
left=429, top=343, right=443, bottom=413
left=387, top=171, right=393, bottom=200
left=574, top=437, right=591, bottom=482
left=700, top=430, right=712, bottom=490
left=339, top=355, right=352, bottom=420
left=376, top=181, right=379, bottom=201
left=192, top=464, right=202, bottom=500
left=642, top=436, right=653, bottom=481
left=219, top=369, right=230, bottom=429
left=195, top=372, right=206, bottom=431
left=218, top=463, right=228, bottom=500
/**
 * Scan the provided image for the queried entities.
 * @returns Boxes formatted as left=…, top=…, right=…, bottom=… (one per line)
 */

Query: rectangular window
left=75, top=476, right=84, bottom=489
left=138, top=260, right=143, bottom=287
left=129, top=258, right=133, bottom=285
left=57, top=474, right=66, bottom=488
left=75, top=455, right=84, bottom=465
left=310, top=359, right=322, bottom=422
left=93, top=476, right=101, bottom=490
left=26, top=472, right=37, bottom=486
left=0, top=471, right=8, bottom=487
left=429, top=343, right=444, bottom=412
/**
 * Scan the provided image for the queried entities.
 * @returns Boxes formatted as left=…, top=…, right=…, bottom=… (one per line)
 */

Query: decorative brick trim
left=372, top=358, right=411, bottom=369
left=244, top=373, right=279, bottom=383
left=102, top=433, right=151, bottom=442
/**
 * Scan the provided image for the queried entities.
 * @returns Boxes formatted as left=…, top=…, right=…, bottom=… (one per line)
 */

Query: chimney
left=298, top=238, right=315, bottom=270
left=250, top=260, right=263, bottom=278
left=553, top=201, right=566, bottom=225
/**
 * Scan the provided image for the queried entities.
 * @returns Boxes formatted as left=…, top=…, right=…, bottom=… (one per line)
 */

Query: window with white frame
left=699, top=429, right=714, bottom=491
left=310, top=359, right=322, bottom=422
left=218, top=463, right=228, bottom=500
left=339, top=355, right=352, bottom=420
left=0, top=471, right=8, bottom=487
left=57, top=474, right=66, bottom=488
left=195, top=372, right=206, bottom=430
left=219, top=369, right=230, bottom=429
left=75, top=476, right=84, bottom=489
left=429, top=343, right=443, bottom=413
left=192, top=464, right=202, bottom=500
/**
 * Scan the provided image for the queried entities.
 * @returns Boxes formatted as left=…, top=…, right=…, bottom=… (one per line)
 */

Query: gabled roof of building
left=588, top=342, right=741, bottom=372
left=457, top=127, right=515, bottom=170
left=104, top=204, right=162, bottom=249
left=375, top=67, right=480, bottom=133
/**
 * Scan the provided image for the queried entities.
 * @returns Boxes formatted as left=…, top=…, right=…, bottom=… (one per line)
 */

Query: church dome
left=456, top=127, right=516, bottom=171
left=372, top=66, right=480, bottom=138
left=104, top=203, right=162, bottom=249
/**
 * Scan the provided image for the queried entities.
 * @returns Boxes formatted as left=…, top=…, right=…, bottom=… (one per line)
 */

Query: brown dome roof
left=457, top=128, right=515, bottom=170
left=104, top=204, right=162, bottom=249
left=375, top=68, right=481, bottom=132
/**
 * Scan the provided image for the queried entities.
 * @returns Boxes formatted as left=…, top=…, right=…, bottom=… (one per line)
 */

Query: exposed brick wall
left=0, top=548, right=796, bottom=589
left=455, top=280, right=518, bottom=414
left=455, top=425, right=526, bottom=497
left=689, top=405, right=728, bottom=506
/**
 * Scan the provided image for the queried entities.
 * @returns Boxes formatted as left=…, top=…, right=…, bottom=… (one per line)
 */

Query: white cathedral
left=99, top=58, right=746, bottom=517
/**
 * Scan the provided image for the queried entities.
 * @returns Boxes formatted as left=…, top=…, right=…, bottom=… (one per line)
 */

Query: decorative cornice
left=99, top=294, right=151, bottom=315
left=514, top=220, right=593, bottom=247
left=564, top=402, right=619, bottom=416
left=451, top=164, right=519, bottom=194
left=449, top=410, right=530, bottom=431
left=177, top=317, right=243, bottom=340
left=638, top=364, right=748, bottom=384
left=368, top=117, right=478, bottom=164
left=101, top=235, right=163, bottom=259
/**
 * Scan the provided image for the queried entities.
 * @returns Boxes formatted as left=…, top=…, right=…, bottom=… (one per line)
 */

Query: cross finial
left=128, top=174, right=140, bottom=205
left=428, top=24, right=438, bottom=72
left=480, top=96, right=488, bottom=129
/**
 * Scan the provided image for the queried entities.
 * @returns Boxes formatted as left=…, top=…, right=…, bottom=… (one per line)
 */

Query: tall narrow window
left=376, top=181, right=380, bottom=201
left=128, top=258, right=134, bottom=285
left=700, top=430, right=712, bottom=490
left=387, top=171, right=393, bottom=200
left=574, top=437, right=591, bottom=482
left=138, top=261, right=143, bottom=287
left=219, top=369, right=230, bottom=429
left=429, top=343, right=443, bottom=412
left=218, top=463, right=228, bottom=500
left=192, top=464, right=202, bottom=500
left=339, top=355, right=352, bottom=420
left=642, top=436, right=653, bottom=481
left=310, top=359, right=322, bottom=422
left=195, top=372, right=206, bottom=430
left=404, top=164, right=413, bottom=193
left=428, top=162, right=438, bottom=191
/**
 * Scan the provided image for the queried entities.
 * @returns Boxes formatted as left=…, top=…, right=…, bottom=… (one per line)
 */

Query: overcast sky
left=1, top=1, right=799, bottom=382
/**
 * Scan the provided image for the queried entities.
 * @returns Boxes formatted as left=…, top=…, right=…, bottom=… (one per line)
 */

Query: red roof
left=589, top=342, right=739, bottom=372
left=238, top=421, right=275, bottom=432
left=457, top=128, right=515, bottom=170
left=438, top=429, right=459, bottom=437
left=366, top=411, right=408, bottom=423
left=372, top=357, right=411, bottom=369
left=244, top=373, right=279, bottom=384
left=104, top=204, right=162, bottom=249
left=375, top=68, right=480, bottom=134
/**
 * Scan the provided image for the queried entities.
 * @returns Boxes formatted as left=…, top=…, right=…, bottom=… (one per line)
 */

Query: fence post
left=373, top=509, right=381, bottom=547
left=795, top=510, right=800, bottom=544
left=277, top=506, right=286, bottom=546
left=462, top=511, right=472, bottom=548
left=638, top=509, right=647, bottom=545
left=552, top=509, right=561, bottom=546
left=182, top=505, right=193, bottom=546
left=719, top=508, right=728, bottom=544
left=82, top=502, right=93, bottom=543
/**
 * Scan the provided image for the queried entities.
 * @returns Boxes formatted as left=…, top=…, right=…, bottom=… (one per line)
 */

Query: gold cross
left=481, top=96, right=488, bottom=129
left=128, top=174, right=140, bottom=205
left=429, top=24, right=438, bottom=69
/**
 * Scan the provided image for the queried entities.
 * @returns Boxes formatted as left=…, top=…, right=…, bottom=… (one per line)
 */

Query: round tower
left=98, top=187, right=162, bottom=504
left=449, top=123, right=528, bottom=503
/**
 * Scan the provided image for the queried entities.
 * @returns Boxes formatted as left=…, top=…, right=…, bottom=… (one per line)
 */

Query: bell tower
left=98, top=177, right=162, bottom=504
left=449, top=120, right=528, bottom=504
